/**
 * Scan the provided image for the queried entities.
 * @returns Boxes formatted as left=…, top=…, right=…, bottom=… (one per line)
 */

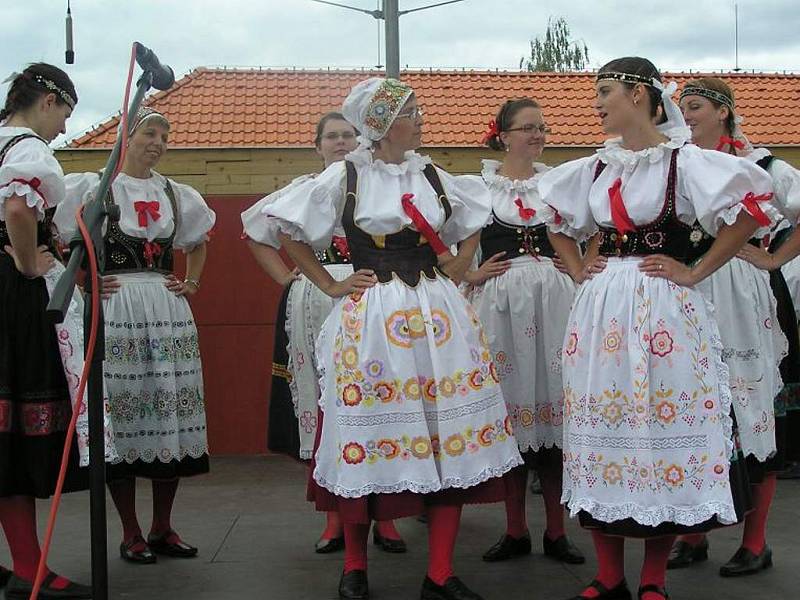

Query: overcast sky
left=4, top=0, right=799, bottom=146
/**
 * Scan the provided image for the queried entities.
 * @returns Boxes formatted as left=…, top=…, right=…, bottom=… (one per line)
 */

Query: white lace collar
left=596, top=127, right=692, bottom=171
left=345, top=147, right=432, bottom=176
left=481, top=159, right=550, bottom=191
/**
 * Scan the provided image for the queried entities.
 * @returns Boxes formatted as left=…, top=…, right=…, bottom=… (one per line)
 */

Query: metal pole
left=384, top=0, right=400, bottom=78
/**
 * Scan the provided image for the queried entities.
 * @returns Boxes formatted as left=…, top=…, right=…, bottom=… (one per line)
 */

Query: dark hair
left=314, top=111, right=356, bottom=147
left=0, top=63, right=77, bottom=122
left=598, top=57, right=664, bottom=121
left=485, top=98, right=541, bottom=151
left=683, top=77, right=736, bottom=136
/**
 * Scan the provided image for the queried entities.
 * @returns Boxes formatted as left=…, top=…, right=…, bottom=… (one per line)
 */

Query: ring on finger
left=658, top=264, right=663, bottom=271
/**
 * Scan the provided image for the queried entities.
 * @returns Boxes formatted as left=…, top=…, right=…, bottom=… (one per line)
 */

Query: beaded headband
left=679, top=86, right=735, bottom=111
left=32, top=74, right=76, bottom=109
left=596, top=71, right=657, bottom=87
left=131, top=106, right=169, bottom=133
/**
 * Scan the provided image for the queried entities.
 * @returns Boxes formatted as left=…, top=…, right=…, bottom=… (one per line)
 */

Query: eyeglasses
left=395, top=106, right=424, bottom=120
left=322, top=131, right=357, bottom=141
left=505, top=124, right=551, bottom=135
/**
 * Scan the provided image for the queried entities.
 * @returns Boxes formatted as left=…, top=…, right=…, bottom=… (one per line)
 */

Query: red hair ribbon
left=400, top=193, right=449, bottom=255
left=514, top=198, right=536, bottom=221
left=715, top=136, right=745, bottom=152
left=332, top=235, right=351, bottom=259
left=741, top=191, right=774, bottom=227
left=608, top=178, right=636, bottom=235
left=143, top=241, right=162, bottom=267
left=134, top=200, right=161, bottom=227
left=480, top=119, right=499, bottom=144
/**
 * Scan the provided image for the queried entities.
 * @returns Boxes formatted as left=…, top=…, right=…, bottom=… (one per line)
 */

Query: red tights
left=342, top=505, right=462, bottom=585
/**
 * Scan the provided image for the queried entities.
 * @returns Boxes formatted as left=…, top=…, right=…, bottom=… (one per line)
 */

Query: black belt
left=351, top=244, right=441, bottom=285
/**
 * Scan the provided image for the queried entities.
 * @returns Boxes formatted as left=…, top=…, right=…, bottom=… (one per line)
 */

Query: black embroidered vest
left=596, top=148, right=712, bottom=265
left=479, top=214, right=556, bottom=264
left=342, top=160, right=451, bottom=285
left=102, top=176, right=179, bottom=274
left=0, top=134, right=56, bottom=253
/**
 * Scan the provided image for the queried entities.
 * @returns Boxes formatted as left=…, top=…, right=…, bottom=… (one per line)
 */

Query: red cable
left=113, top=43, right=137, bottom=179
left=30, top=205, right=100, bottom=600
left=30, top=41, right=138, bottom=599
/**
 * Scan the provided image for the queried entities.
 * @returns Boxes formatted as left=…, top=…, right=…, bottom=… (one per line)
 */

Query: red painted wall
left=176, top=195, right=283, bottom=455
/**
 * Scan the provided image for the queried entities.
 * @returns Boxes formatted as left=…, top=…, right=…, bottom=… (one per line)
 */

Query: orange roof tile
left=69, top=68, right=800, bottom=149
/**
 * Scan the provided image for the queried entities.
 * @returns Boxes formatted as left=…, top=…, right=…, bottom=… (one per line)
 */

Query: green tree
left=520, top=16, right=589, bottom=72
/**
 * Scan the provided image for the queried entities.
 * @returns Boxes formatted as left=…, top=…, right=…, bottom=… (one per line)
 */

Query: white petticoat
left=561, top=258, right=736, bottom=527
left=286, top=263, right=353, bottom=459
left=696, top=257, right=787, bottom=462
left=467, top=256, right=575, bottom=452
left=313, top=273, right=523, bottom=498
left=103, top=272, right=208, bottom=465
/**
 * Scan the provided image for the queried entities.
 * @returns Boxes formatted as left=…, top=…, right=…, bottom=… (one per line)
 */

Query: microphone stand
left=47, top=51, right=162, bottom=600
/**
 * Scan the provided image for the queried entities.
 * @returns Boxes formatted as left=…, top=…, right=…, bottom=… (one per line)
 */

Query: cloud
left=2, top=0, right=797, bottom=144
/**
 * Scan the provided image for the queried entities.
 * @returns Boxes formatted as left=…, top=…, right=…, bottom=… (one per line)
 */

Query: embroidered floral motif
left=598, top=318, right=625, bottom=366
left=299, top=410, right=317, bottom=434
left=385, top=308, right=428, bottom=348
left=430, top=309, right=452, bottom=347
left=338, top=417, right=512, bottom=465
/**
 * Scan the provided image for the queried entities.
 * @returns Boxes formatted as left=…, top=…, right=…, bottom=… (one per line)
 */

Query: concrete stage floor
left=3, top=456, right=797, bottom=599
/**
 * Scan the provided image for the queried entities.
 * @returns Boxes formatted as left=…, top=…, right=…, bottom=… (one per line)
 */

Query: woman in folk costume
left=0, top=64, right=92, bottom=599
left=257, top=77, right=523, bottom=600
left=465, top=98, right=584, bottom=565
left=666, top=77, right=800, bottom=576
left=778, top=253, right=800, bottom=480
left=540, top=57, right=776, bottom=600
left=54, top=107, right=215, bottom=566
left=242, top=111, right=406, bottom=554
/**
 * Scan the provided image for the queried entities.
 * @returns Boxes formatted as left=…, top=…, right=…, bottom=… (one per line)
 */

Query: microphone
left=134, top=43, right=175, bottom=90
left=65, top=1, right=74, bottom=64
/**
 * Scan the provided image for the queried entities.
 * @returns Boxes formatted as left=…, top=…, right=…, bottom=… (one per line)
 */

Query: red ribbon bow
left=608, top=178, right=636, bottom=235
left=134, top=201, right=161, bottom=227
left=480, top=119, right=499, bottom=144
left=741, top=192, right=774, bottom=227
left=715, top=136, right=745, bottom=152
left=514, top=198, right=536, bottom=221
left=143, top=241, right=162, bottom=267
left=332, top=235, right=351, bottom=259
left=400, top=193, right=449, bottom=256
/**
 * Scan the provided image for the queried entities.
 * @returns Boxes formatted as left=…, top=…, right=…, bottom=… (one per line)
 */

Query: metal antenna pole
left=734, top=2, right=741, bottom=72
left=311, top=0, right=467, bottom=79
left=384, top=0, right=400, bottom=78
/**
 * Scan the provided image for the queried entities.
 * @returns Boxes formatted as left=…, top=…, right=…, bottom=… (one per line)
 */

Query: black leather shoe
left=0, top=565, right=12, bottom=589
left=420, top=575, right=484, bottom=600
left=5, top=573, right=92, bottom=599
left=481, top=532, right=531, bottom=561
left=666, top=538, right=709, bottom=569
left=638, top=584, right=668, bottom=599
left=566, top=579, right=632, bottom=600
left=719, top=545, right=773, bottom=577
left=543, top=533, right=586, bottom=564
left=339, top=570, right=369, bottom=600
left=119, top=535, right=156, bottom=564
left=373, top=527, right=407, bottom=553
left=146, top=530, right=198, bottom=558
left=315, top=536, right=345, bottom=554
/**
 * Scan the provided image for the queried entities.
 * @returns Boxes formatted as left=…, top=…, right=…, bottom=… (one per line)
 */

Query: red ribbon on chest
left=608, top=177, right=636, bottom=235
left=400, top=193, right=449, bottom=255
left=134, top=201, right=161, bottom=227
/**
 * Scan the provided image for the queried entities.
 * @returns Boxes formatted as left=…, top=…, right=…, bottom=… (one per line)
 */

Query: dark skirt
left=266, top=284, right=301, bottom=460
left=0, top=255, right=88, bottom=498
left=106, top=454, right=209, bottom=481
left=306, top=409, right=512, bottom=524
